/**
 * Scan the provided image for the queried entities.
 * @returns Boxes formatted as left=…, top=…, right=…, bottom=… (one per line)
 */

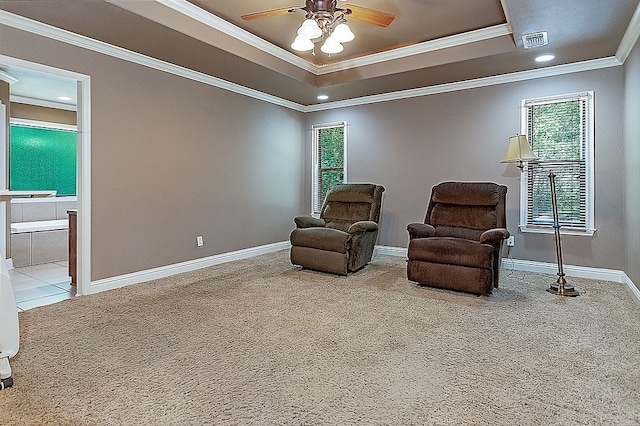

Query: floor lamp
left=501, top=135, right=579, bottom=297
left=545, top=171, right=579, bottom=296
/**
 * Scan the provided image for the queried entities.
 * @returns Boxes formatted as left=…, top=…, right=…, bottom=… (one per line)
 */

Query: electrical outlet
left=196, top=235, right=204, bottom=247
left=506, top=236, right=515, bottom=247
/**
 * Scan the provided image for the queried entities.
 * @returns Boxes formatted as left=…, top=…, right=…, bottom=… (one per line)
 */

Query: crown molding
left=151, top=0, right=316, bottom=73
left=0, top=10, right=306, bottom=112
left=0, top=69, right=18, bottom=84
left=0, top=10, right=626, bottom=114
left=10, top=95, right=77, bottom=111
left=303, top=57, right=622, bottom=112
left=317, top=24, right=512, bottom=74
left=616, top=1, right=640, bottom=63
left=150, top=1, right=512, bottom=76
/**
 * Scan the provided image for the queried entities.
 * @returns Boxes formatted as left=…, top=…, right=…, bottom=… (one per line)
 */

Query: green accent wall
left=10, top=124, right=77, bottom=196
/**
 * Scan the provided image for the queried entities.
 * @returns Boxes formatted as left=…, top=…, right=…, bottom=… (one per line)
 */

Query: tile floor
left=8, top=261, right=75, bottom=311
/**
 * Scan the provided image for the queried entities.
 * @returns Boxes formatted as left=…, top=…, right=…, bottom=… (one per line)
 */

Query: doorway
left=0, top=55, right=91, bottom=295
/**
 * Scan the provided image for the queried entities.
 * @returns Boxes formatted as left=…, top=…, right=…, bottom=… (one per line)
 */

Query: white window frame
left=311, top=121, right=347, bottom=215
left=519, top=91, right=595, bottom=236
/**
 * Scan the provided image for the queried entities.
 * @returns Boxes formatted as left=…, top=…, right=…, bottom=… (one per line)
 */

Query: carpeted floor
left=2, top=250, right=639, bottom=425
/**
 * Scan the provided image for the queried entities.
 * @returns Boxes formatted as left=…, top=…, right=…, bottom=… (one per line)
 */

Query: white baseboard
left=376, top=245, right=640, bottom=303
left=86, top=241, right=290, bottom=295
left=501, top=257, right=626, bottom=283
left=85, top=242, right=640, bottom=305
left=622, top=272, right=640, bottom=303
left=375, top=245, right=408, bottom=257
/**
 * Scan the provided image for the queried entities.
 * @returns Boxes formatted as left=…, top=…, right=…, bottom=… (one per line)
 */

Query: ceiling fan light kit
left=244, top=1, right=394, bottom=56
left=291, top=15, right=354, bottom=53
left=298, top=18, right=323, bottom=39
left=291, top=34, right=315, bottom=51
left=320, top=36, right=344, bottom=54
left=332, top=22, right=355, bottom=42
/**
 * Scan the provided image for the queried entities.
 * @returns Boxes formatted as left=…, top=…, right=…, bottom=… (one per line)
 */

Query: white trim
left=44, top=235, right=640, bottom=306
left=10, top=195, right=76, bottom=204
left=501, top=258, right=625, bottom=282
left=0, top=55, right=91, bottom=296
left=502, top=259, right=640, bottom=304
left=519, top=91, right=595, bottom=235
left=10, top=118, right=77, bottom=132
left=317, top=24, right=512, bottom=74
left=311, top=121, right=347, bottom=214
left=0, top=70, right=18, bottom=84
left=150, top=0, right=316, bottom=73
left=0, top=10, right=626, bottom=114
left=376, top=245, right=639, bottom=303
left=86, top=241, right=290, bottom=295
left=10, top=94, right=77, bottom=112
left=0, top=10, right=305, bottom=112
left=518, top=225, right=596, bottom=237
left=622, top=272, right=640, bottom=304
left=0, top=102, right=6, bottom=263
left=151, top=1, right=511, bottom=76
left=374, top=245, right=408, bottom=258
left=616, top=1, right=640, bottom=63
left=305, top=58, right=621, bottom=112
left=76, top=73, right=91, bottom=297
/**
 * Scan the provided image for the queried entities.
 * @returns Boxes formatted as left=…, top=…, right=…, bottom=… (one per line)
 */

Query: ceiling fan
left=241, top=1, right=395, bottom=54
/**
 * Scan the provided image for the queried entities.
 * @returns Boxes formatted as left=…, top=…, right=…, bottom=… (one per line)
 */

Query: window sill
left=519, top=225, right=595, bottom=236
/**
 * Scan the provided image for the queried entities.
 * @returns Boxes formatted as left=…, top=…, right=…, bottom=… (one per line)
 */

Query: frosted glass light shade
left=332, top=23, right=355, bottom=43
left=321, top=37, right=343, bottom=54
left=291, top=35, right=314, bottom=51
left=502, top=134, right=538, bottom=163
left=298, top=19, right=322, bottom=39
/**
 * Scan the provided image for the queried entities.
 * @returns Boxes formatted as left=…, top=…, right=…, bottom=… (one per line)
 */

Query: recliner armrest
left=479, top=228, right=510, bottom=244
left=407, top=223, right=436, bottom=239
left=295, top=216, right=326, bottom=228
left=347, top=220, right=378, bottom=234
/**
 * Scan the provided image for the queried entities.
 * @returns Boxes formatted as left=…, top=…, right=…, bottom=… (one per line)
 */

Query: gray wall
left=306, top=67, right=626, bottom=271
left=624, top=37, right=640, bottom=287
left=0, top=26, right=306, bottom=281
left=1, top=24, right=633, bottom=283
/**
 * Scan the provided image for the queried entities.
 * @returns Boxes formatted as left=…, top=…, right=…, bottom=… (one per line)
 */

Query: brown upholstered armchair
left=290, top=183, right=385, bottom=275
left=406, top=182, right=509, bottom=295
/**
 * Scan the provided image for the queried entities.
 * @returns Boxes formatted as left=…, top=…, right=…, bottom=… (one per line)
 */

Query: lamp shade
left=298, top=19, right=323, bottom=39
left=332, top=23, right=355, bottom=43
left=321, top=37, right=343, bottom=54
left=291, top=35, right=314, bottom=51
left=501, top=134, right=538, bottom=163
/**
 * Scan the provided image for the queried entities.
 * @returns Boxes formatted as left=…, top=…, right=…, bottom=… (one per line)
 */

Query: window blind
left=523, top=93, right=592, bottom=231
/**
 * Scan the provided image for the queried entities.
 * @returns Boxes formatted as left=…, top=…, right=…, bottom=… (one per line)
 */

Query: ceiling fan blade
left=343, top=4, right=395, bottom=27
left=241, top=7, right=298, bottom=21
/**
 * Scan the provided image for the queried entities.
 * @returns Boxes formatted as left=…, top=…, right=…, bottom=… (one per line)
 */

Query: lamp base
left=547, top=280, right=580, bottom=297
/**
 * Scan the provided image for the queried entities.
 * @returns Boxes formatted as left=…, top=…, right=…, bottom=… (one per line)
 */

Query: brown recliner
left=290, top=183, right=385, bottom=275
left=406, top=182, right=509, bottom=295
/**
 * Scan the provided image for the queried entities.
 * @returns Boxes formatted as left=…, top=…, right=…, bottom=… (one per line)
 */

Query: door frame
left=0, top=55, right=91, bottom=295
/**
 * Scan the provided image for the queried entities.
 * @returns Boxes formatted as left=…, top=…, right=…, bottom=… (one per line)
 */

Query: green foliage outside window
left=313, top=123, right=346, bottom=213
left=318, top=126, right=345, bottom=204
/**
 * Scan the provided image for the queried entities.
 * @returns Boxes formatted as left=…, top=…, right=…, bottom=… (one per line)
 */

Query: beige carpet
left=2, top=250, right=639, bottom=425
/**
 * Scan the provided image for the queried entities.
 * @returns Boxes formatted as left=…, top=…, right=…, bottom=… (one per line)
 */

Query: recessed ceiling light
left=57, top=96, right=72, bottom=101
left=317, top=94, right=329, bottom=100
left=535, top=54, right=555, bottom=63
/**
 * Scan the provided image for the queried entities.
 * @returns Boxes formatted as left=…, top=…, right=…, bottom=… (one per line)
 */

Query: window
left=10, top=120, right=77, bottom=196
left=312, top=122, right=347, bottom=214
left=520, top=91, right=594, bottom=235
